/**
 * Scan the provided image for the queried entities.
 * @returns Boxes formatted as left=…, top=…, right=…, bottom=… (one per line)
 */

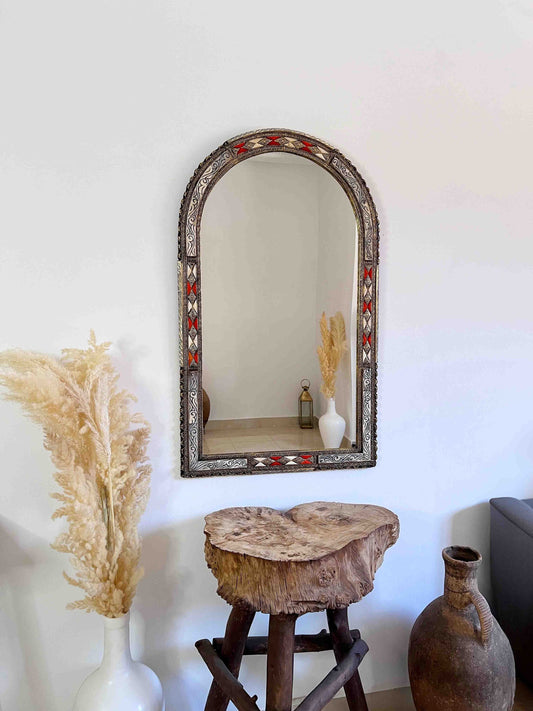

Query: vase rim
left=102, top=611, right=130, bottom=628
left=442, top=545, right=482, bottom=567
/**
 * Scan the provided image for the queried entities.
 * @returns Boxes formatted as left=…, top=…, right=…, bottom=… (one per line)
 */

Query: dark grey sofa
left=490, top=497, right=533, bottom=686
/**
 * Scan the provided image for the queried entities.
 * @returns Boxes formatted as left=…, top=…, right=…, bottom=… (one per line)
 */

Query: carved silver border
left=331, top=156, right=376, bottom=262
left=179, top=129, right=379, bottom=477
left=186, top=150, right=232, bottom=257
left=177, top=259, right=183, bottom=365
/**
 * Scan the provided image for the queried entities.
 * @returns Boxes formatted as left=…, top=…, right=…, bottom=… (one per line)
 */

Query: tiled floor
left=515, top=681, right=533, bottom=710
left=322, top=681, right=533, bottom=711
left=323, top=680, right=533, bottom=710
left=203, top=419, right=327, bottom=454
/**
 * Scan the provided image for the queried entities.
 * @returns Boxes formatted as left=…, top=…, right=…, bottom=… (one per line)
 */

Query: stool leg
left=205, top=603, right=256, bottom=711
left=266, top=613, right=298, bottom=711
left=327, top=608, right=369, bottom=711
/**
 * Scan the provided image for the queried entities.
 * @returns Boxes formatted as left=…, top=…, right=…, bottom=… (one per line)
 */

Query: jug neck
left=443, top=546, right=482, bottom=609
left=102, top=612, right=132, bottom=668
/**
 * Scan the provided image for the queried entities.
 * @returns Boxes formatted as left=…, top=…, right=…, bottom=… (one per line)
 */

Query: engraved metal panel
left=186, top=150, right=232, bottom=257
left=177, top=259, right=183, bottom=364
left=331, top=156, right=376, bottom=262
left=192, top=457, right=247, bottom=471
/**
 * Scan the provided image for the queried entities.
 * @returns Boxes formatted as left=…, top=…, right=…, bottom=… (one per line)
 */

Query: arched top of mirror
left=179, top=129, right=378, bottom=264
left=178, top=129, right=379, bottom=477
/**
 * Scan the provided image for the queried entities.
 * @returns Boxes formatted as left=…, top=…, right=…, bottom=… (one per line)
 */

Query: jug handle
left=469, top=590, right=493, bottom=645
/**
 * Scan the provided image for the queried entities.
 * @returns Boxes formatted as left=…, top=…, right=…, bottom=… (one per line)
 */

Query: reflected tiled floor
left=204, top=419, right=330, bottom=454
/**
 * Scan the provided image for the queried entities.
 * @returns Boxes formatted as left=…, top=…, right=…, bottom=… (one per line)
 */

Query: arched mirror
left=179, top=129, right=379, bottom=477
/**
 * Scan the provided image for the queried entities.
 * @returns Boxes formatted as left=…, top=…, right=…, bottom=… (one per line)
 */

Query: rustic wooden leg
left=327, top=608, right=369, bottom=711
left=196, top=639, right=260, bottom=711
left=294, top=636, right=368, bottom=711
left=205, top=603, right=256, bottom=711
left=266, top=613, right=298, bottom=711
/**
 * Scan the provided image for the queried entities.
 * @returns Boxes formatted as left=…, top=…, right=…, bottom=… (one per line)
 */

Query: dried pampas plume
left=0, top=333, right=151, bottom=617
left=317, top=312, right=348, bottom=399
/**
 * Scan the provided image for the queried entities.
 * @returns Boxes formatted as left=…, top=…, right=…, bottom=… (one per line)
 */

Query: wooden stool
left=196, top=502, right=399, bottom=711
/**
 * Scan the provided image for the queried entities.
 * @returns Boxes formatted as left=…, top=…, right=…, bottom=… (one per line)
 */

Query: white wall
left=202, top=156, right=322, bottom=420
left=1, top=1, right=533, bottom=709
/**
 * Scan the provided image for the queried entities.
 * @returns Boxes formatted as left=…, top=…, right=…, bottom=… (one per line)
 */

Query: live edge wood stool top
left=204, top=501, right=400, bottom=615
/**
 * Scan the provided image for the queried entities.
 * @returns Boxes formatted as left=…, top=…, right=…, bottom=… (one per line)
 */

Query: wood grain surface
left=204, top=502, right=399, bottom=614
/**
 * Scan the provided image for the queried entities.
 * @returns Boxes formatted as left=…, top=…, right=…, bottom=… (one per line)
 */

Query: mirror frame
left=178, top=128, right=379, bottom=477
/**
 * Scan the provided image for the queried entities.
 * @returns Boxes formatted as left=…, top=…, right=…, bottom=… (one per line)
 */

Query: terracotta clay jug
left=408, top=546, right=515, bottom=710
left=202, top=388, right=211, bottom=430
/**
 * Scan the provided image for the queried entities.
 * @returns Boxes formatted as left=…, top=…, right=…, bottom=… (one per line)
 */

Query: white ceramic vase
left=73, top=612, right=165, bottom=711
left=319, top=397, right=346, bottom=449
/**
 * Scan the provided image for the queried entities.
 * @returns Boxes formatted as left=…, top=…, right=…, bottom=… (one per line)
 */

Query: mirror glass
left=201, top=153, right=358, bottom=456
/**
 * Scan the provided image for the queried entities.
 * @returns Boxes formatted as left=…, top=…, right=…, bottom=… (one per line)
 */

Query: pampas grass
left=0, top=333, right=151, bottom=617
left=317, top=312, right=348, bottom=399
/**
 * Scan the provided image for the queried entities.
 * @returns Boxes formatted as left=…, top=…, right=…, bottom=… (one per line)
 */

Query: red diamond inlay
left=234, top=142, right=248, bottom=154
left=363, top=301, right=372, bottom=313
left=300, top=140, right=314, bottom=153
left=364, top=267, right=373, bottom=280
left=267, top=136, right=281, bottom=145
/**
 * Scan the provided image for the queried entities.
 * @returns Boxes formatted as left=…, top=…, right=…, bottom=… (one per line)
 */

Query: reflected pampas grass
left=0, top=333, right=151, bottom=617
left=317, top=312, right=348, bottom=399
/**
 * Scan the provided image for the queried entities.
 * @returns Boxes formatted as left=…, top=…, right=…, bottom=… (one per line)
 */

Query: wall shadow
left=132, top=514, right=227, bottom=711
left=449, top=502, right=492, bottom=604
left=0, top=516, right=56, bottom=710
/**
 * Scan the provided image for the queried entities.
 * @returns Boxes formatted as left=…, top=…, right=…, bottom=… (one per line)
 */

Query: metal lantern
left=298, top=379, right=314, bottom=429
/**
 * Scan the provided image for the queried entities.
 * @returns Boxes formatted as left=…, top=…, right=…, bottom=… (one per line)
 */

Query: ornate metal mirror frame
left=178, top=129, right=379, bottom=477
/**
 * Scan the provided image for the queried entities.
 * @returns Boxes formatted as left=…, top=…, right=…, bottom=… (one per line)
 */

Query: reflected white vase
left=73, top=612, right=165, bottom=711
left=319, top=397, right=346, bottom=449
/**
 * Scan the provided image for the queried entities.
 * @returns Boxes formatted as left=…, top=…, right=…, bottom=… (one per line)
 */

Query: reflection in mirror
left=201, top=153, right=357, bottom=456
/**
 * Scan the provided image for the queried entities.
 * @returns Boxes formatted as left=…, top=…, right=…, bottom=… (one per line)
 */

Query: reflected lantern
left=298, top=379, right=314, bottom=429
